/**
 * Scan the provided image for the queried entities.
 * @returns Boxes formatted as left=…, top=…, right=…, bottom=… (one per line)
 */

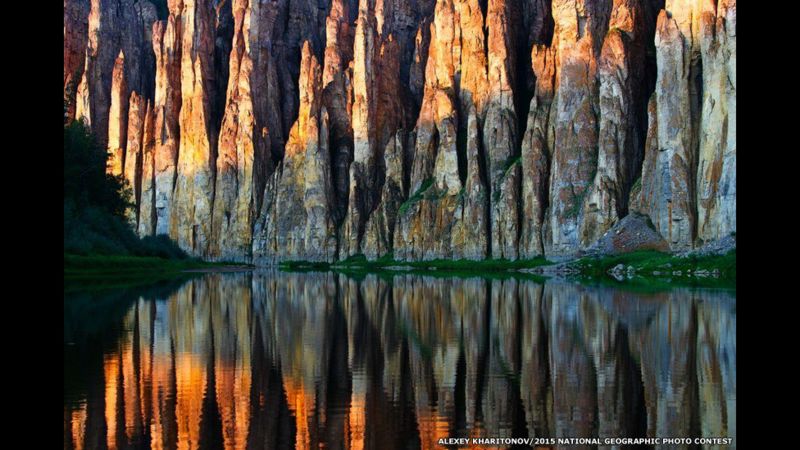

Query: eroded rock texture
left=252, top=43, right=338, bottom=264
left=634, top=0, right=736, bottom=251
left=64, top=0, right=90, bottom=122
left=151, top=9, right=183, bottom=237
left=210, top=0, right=285, bottom=261
left=66, top=0, right=735, bottom=263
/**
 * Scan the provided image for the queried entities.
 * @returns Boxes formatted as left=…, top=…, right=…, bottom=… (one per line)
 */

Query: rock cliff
left=65, top=0, right=736, bottom=263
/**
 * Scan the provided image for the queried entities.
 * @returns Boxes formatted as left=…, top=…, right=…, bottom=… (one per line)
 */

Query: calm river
left=64, top=271, right=735, bottom=449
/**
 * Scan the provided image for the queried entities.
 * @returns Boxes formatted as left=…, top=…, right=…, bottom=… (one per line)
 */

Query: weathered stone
left=580, top=0, right=649, bottom=248
left=696, top=0, right=736, bottom=245
left=138, top=101, right=157, bottom=236
left=72, top=0, right=736, bottom=263
left=152, top=12, right=182, bottom=237
left=106, top=51, right=128, bottom=177
left=363, top=131, right=407, bottom=259
left=450, top=106, right=489, bottom=260
left=583, top=212, right=669, bottom=256
left=520, top=45, right=555, bottom=259
left=81, top=0, right=157, bottom=146
left=64, top=0, right=90, bottom=122
left=210, top=0, right=286, bottom=262
left=123, top=91, right=146, bottom=228
left=542, top=0, right=611, bottom=257
left=171, top=0, right=220, bottom=255
left=636, top=0, right=737, bottom=252
left=638, top=7, right=696, bottom=251
left=485, top=0, right=521, bottom=260
left=252, top=42, right=338, bottom=264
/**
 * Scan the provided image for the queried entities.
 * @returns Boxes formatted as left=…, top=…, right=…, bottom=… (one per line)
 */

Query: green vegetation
left=64, top=120, right=237, bottom=283
left=398, top=178, right=435, bottom=215
left=281, top=253, right=553, bottom=279
left=631, top=176, right=642, bottom=194
left=502, top=155, right=521, bottom=178
left=280, top=249, right=735, bottom=291
left=569, top=250, right=736, bottom=289
left=64, top=255, right=206, bottom=292
left=64, top=120, right=186, bottom=258
left=564, top=187, right=589, bottom=218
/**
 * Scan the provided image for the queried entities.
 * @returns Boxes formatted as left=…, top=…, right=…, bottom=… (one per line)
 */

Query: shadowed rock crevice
left=65, top=0, right=735, bottom=263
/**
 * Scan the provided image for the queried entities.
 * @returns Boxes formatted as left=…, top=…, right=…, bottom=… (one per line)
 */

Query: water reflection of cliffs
left=64, top=273, right=736, bottom=450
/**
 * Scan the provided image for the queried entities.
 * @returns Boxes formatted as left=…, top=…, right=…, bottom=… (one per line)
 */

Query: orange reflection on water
left=176, top=354, right=205, bottom=450
left=283, top=376, right=313, bottom=450
left=104, top=353, right=120, bottom=450
left=64, top=273, right=736, bottom=450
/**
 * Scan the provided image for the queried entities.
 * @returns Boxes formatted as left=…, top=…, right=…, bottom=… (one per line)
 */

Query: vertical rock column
left=636, top=0, right=736, bottom=251
left=79, top=0, right=121, bottom=145
left=520, top=44, right=556, bottom=258
left=484, top=0, right=523, bottom=260
left=124, top=92, right=147, bottom=228
left=151, top=6, right=183, bottom=237
left=210, top=0, right=286, bottom=261
left=107, top=52, right=128, bottom=177
left=252, top=42, right=338, bottom=264
left=64, top=0, right=90, bottom=122
left=580, top=0, right=650, bottom=245
left=695, top=0, right=736, bottom=244
left=77, top=0, right=157, bottom=145
left=393, top=0, right=490, bottom=261
left=339, top=0, right=380, bottom=258
left=138, top=103, right=157, bottom=236
left=542, top=0, right=611, bottom=257
left=171, top=0, right=220, bottom=254
left=322, top=0, right=357, bottom=224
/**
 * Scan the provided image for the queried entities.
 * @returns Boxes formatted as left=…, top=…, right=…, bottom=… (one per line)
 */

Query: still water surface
left=64, top=271, right=735, bottom=449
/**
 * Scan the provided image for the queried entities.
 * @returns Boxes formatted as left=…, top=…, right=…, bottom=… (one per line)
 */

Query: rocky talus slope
left=64, top=0, right=736, bottom=263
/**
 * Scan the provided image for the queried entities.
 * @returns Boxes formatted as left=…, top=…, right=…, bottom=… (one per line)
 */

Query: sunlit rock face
left=634, top=0, right=736, bottom=250
left=66, top=0, right=735, bottom=262
left=339, top=0, right=428, bottom=260
left=394, top=0, right=492, bottom=261
left=151, top=7, right=183, bottom=237
left=77, top=0, right=157, bottom=147
left=64, top=0, right=90, bottom=122
left=251, top=43, right=339, bottom=264
left=107, top=52, right=128, bottom=177
left=123, top=92, right=148, bottom=228
left=137, top=102, right=157, bottom=236
left=209, top=0, right=285, bottom=261
left=170, top=0, right=224, bottom=255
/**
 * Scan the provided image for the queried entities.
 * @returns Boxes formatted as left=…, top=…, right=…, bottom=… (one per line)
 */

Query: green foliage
left=502, top=155, right=521, bottom=178
left=64, top=120, right=131, bottom=218
left=564, top=187, right=588, bottom=218
left=398, top=178, right=435, bottom=215
left=64, top=120, right=189, bottom=260
left=631, top=176, right=642, bottom=193
left=64, top=253, right=230, bottom=290
left=569, top=250, right=736, bottom=289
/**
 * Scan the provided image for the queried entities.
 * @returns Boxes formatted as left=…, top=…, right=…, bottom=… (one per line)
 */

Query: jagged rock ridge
left=64, top=0, right=736, bottom=263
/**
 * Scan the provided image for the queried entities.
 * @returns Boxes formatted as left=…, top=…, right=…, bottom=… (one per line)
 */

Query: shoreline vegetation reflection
left=64, top=270, right=735, bottom=449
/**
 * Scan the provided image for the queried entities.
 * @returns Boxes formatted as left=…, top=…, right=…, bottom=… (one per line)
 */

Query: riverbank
left=279, top=250, right=736, bottom=288
left=64, top=254, right=252, bottom=292
left=282, top=254, right=552, bottom=273
left=65, top=248, right=736, bottom=291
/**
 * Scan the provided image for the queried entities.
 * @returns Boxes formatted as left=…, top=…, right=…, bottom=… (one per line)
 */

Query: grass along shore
left=64, top=254, right=252, bottom=292
left=65, top=249, right=735, bottom=290
left=280, top=250, right=736, bottom=288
